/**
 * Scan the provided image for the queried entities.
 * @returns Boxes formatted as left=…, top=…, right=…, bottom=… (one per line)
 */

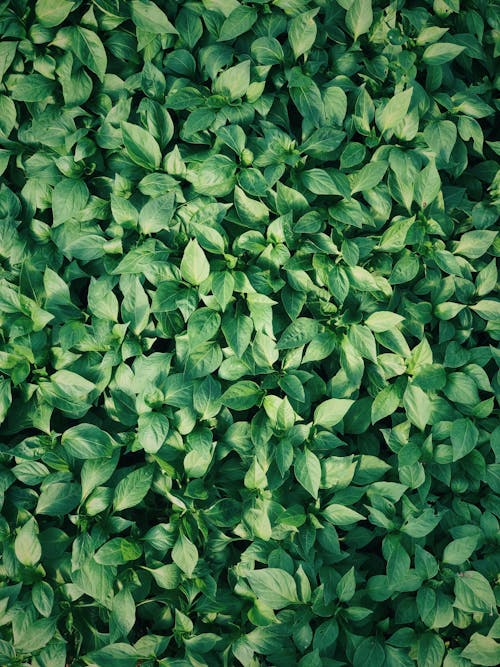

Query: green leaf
left=221, top=381, right=263, bottom=410
left=14, top=518, right=42, bottom=567
left=213, top=60, right=251, bottom=101
left=289, top=9, right=319, bottom=60
left=59, top=26, right=107, bottom=81
left=442, top=535, right=478, bottom=565
left=350, top=160, right=388, bottom=194
left=62, top=423, right=115, bottom=461
left=346, top=0, right=373, bottom=41
left=461, top=633, right=500, bottom=666
left=314, top=398, right=354, bottom=429
left=365, top=311, right=405, bottom=332
left=212, top=271, right=234, bottom=311
left=181, top=239, right=210, bottom=285
left=470, top=299, right=500, bottom=320
left=417, top=632, right=445, bottom=667
left=14, top=618, right=57, bottom=654
left=147, top=563, right=182, bottom=589
left=403, top=383, right=431, bottom=431
left=251, top=37, right=284, bottom=65
left=277, top=318, right=319, bottom=350
left=376, top=88, right=413, bottom=136
left=32, top=581, right=54, bottom=618
left=11, top=74, right=56, bottom=102
left=188, top=155, right=237, bottom=196
left=294, top=449, right=321, bottom=498
left=422, top=43, right=466, bottom=65
left=36, top=483, right=81, bottom=516
left=52, top=178, right=89, bottom=227
left=85, top=644, right=139, bottom=667
left=95, top=538, right=142, bottom=565
left=450, top=418, right=479, bottom=462
left=454, top=571, right=496, bottom=613
left=138, top=193, right=175, bottom=235
left=246, top=568, right=299, bottom=609
left=414, top=160, right=441, bottom=209
left=122, top=121, right=162, bottom=170
left=130, top=0, right=178, bottom=34
left=323, top=504, right=365, bottom=525
left=137, top=412, right=169, bottom=453
left=371, top=384, right=401, bottom=424
left=222, top=313, right=253, bottom=357
left=38, top=370, right=96, bottom=418
left=336, top=567, right=356, bottom=602
left=113, top=465, right=153, bottom=512
left=218, top=5, right=257, bottom=41
left=35, top=0, right=75, bottom=27
left=87, top=276, right=119, bottom=322
left=0, top=377, right=12, bottom=425
left=423, top=120, right=457, bottom=165
left=302, top=169, right=350, bottom=197
left=172, top=531, right=198, bottom=577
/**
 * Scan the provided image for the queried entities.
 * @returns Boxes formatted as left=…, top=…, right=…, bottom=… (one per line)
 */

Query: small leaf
left=451, top=418, right=479, bottom=462
left=246, top=568, right=299, bottom=609
left=122, top=121, right=162, bottom=170
left=172, top=531, right=198, bottom=577
left=130, top=0, right=178, bottom=34
left=346, top=0, right=373, bottom=42
left=376, top=88, right=413, bottom=136
left=62, top=423, right=114, bottom=459
left=442, top=536, right=478, bottom=565
left=422, top=42, right=466, bottom=65
left=323, top=504, right=365, bottom=525
left=113, top=465, right=153, bottom=512
left=14, top=518, right=42, bottom=567
left=294, top=449, right=321, bottom=499
left=181, top=239, right=210, bottom=285
left=337, top=567, right=356, bottom=602
left=314, top=398, right=354, bottom=429
left=403, top=384, right=431, bottom=431
left=365, top=311, right=404, bottom=332
left=289, top=9, right=319, bottom=60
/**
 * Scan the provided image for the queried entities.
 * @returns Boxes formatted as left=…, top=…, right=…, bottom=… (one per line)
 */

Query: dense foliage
left=0, top=0, right=499, bottom=665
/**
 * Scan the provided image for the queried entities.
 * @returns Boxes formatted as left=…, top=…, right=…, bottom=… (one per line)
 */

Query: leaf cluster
left=0, top=0, right=499, bottom=666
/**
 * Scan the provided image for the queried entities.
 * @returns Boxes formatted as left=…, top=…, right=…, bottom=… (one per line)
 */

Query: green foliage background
left=0, top=0, right=499, bottom=665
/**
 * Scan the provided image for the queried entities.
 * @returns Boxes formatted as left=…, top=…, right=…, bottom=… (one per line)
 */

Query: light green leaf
left=323, top=503, right=365, bottom=525
left=246, top=568, right=299, bottom=609
left=461, top=633, right=500, bottom=666
left=62, top=423, right=115, bottom=459
left=130, top=0, right=178, bottom=34
left=443, top=536, right=478, bottom=565
left=172, top=531, right=198, bottom=577
left=376, top=88, right=413, bottom=136
left=403, top=383, right=431, bottom=431
left=422, top=42, right=466, bottom=65
left=346, top=0, right=373, bottom=41
left=214, top=60, right=251, bottom=101
left=289, top=9, right=319, bottom=60
left=365, top=311, right=405, bottom=332
left=451, top=418, right=479, bottom=462
left=414, top=160, right=441, bottom=209
left=113, top=465, right=154, bottom=512
left=14, top=518, right=41, bottom=567
left=122, top=121, right=162, bottom=170
left=181, top=239, right=210, bottom=285
left=294, top=448, right=321, bottom=498
left=314, top=398, right=354, bottom=429
left=35, top=0, right=75, bottom=27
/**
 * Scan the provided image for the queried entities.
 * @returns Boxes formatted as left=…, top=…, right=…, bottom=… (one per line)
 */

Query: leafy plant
left=0, top=0, right=499, bottom=665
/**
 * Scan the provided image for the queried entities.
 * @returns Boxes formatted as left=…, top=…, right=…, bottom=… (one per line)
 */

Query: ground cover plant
left=0, top=0, right=499, bottom=665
